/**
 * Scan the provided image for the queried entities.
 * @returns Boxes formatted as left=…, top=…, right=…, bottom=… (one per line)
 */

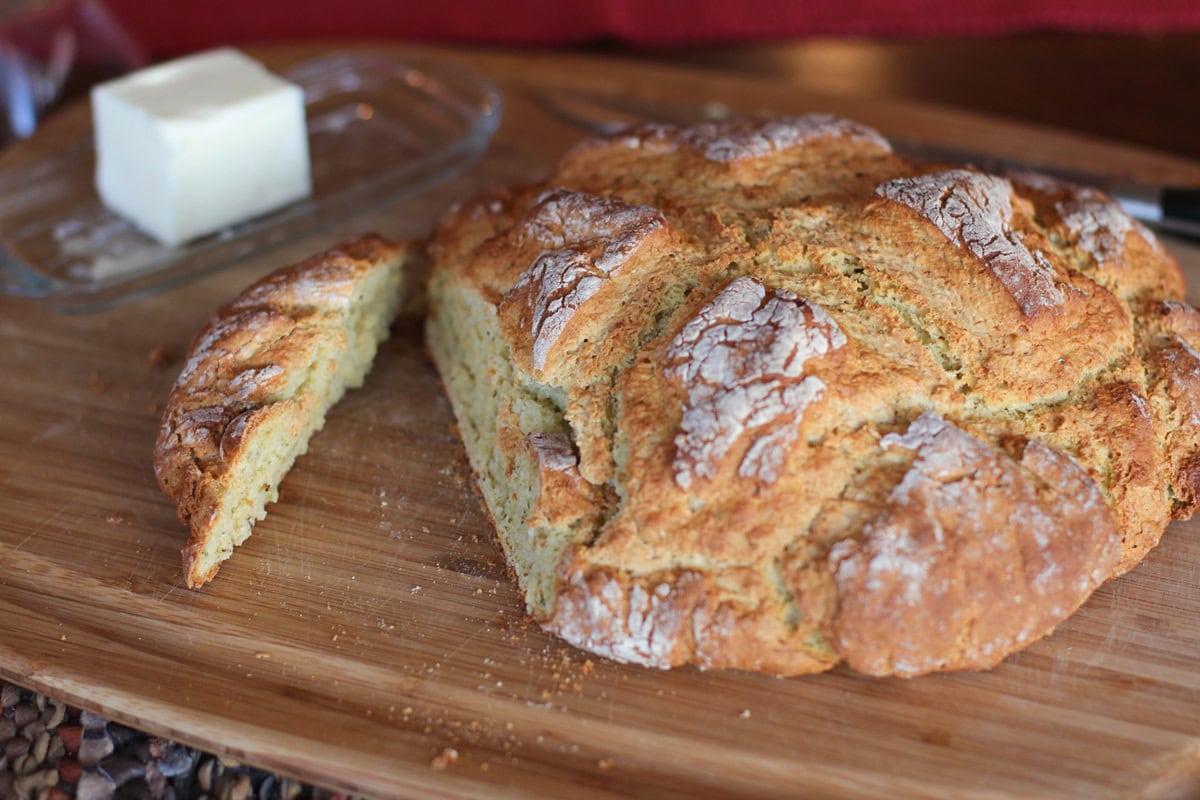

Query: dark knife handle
left=1158, top=188, right=1200, bottom=240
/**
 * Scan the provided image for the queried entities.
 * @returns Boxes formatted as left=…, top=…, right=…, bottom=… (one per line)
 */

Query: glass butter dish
left=0, top=52, right=502, bottom=312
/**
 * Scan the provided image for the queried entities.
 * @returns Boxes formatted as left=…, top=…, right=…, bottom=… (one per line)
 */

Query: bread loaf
left=426, top=115, right=1199, bottom=676
left=155, top=235, right=414, bottom=588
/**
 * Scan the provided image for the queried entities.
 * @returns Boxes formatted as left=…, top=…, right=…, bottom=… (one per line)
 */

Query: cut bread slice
left=154, top=235, right=416, bottom=588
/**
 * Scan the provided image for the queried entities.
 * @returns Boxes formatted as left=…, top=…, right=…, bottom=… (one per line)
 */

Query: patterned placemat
left=0, top=682, right=359, bottom=800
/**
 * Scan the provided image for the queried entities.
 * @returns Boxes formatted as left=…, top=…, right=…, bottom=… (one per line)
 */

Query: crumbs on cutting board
left=147, top=342, right=171, bottom=369
left=430, top=747, right=458, bottom=770
left=378, top=641, right=629, bottom=776
left=89, top=371, right=112, bottom=394
left=389, top=702, right=526, bottom=770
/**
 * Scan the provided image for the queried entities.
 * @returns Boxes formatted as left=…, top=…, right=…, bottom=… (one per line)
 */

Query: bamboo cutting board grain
left=3, top=45, right=1200, bottom=800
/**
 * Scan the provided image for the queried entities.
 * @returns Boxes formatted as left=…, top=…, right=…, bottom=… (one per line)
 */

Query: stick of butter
left=91, top=48, right=312, bottom=247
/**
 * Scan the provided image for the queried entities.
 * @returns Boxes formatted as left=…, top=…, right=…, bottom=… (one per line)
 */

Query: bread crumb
left=147, top=343, right=171, bottom=369
left=89, top=372, right=111, bottom=394
left=598, top=757, right=615, bottom=770
left=431, top=747, right=458, bottom=770
left=739, top=709, right=752, bottom=719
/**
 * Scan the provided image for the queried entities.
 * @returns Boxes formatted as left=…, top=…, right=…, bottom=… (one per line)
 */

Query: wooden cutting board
left=4, top=44, right=1200, bottom=800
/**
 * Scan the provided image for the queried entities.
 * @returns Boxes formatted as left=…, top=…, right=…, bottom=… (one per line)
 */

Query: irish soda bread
left=155, top=235, right=413, bottom=588
left=426, top=114, right=1200, bottom=677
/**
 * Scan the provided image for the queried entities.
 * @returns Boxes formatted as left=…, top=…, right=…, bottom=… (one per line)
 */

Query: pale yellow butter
left=91, top=48, right=311, bottom=247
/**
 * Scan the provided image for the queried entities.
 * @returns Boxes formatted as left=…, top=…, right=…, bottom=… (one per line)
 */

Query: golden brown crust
left=828, top=413, right=1121, bottom=676
left=1010, top=171, right=1186, bottom=301
left=428, top=114, right=1195, bottom=676
left=522, top=432, right=608, bottom=529
left=1140, top=300, right=1200, bottom=516
left=154, top=234, right=412, bottom=588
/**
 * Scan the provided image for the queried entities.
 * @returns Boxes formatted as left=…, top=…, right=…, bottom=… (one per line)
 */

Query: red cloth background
left=104, top=0, right=1200, bottom=55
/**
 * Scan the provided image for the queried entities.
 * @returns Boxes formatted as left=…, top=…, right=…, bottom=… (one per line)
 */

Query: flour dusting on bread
left=680, top=114, right=893, bottom=163
left=663, top=277, right=846, bottom=488
left=506, top=190, right=665, bottom=370
left=877, top=170, right=1064, bottom=316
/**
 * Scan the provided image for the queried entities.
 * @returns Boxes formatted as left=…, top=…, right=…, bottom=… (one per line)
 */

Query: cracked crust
left=829, top=412, right=1121, bottom=676
left=155, top=235, right=414, bottom=588
left=876, top=170, right=1065, bottom=317
left=426, top=114, right=1196, bottom=676
left=663, top=277, right=847, bottom=488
